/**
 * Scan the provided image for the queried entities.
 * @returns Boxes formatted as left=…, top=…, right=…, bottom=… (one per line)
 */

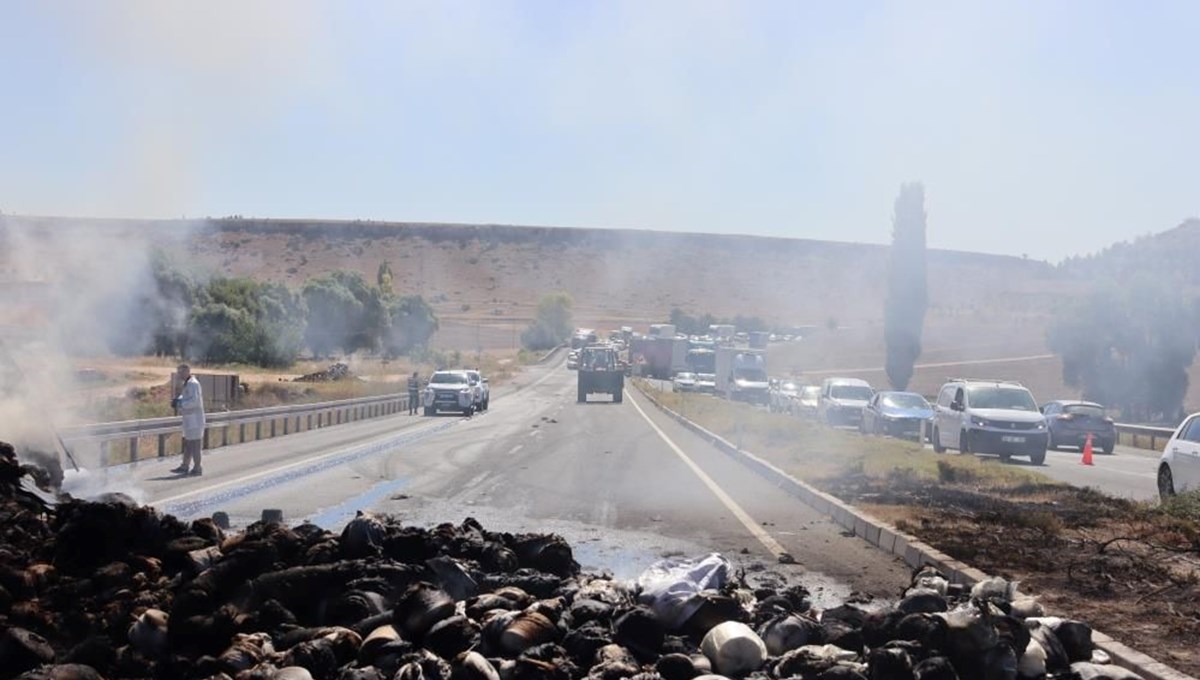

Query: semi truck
left=714, top=347, right=770, bottom=404
left=648, top=323, right=676, bottom=338
left=631, top=336, right=674, bottom=380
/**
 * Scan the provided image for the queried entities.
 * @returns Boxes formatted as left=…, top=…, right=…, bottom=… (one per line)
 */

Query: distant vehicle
left=797, top=385, right=822, bottom=418
left=861, top=391, right=933, bottom=439
left=566, top=350, right=579, bottom=370
left=577, top=344, right=624, bottom=404
left=734, top=332, right=749, bottom=345
left=1041, top=400, right=1115, bottom=454
left=630, top=336, right=675, bottom=380
left=696, top=373, right=717, bottom=393
left=423, top=370, right=476, bottom=416
left=1158, top=414, right=1200, bottom=499
left=769, top=380, right=805, bottom=414
left=686, top=347, right=716, bottom=374
left=748, top=331, right=770, bottom=349
left=647, top=323, right=676, bottom=338
left=932, top=379, right=1048, bottom=465
left=818, top=378, right=874, bottom=426
left=672, top=371, right=698, bottom=392
left=571, top=329, right=598, bottom=349
left=464, top=369, right=490, bottom=411
left=709, top=324, right=736, bottom=343
left=714, top=347, right=769, bottom=404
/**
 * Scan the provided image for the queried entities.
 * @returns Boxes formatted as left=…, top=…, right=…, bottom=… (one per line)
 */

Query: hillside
left=0, top=215, right=1067, bottom=349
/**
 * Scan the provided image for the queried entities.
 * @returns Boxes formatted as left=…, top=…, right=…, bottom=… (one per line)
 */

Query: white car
left=1158, top=414, right=1200, bottom=500
left=696, top=373, right=717, bottom=393
left=422, top=370, right=476, bottom=416
left=818, top=378, right=874, bottom=427
left=464, top=369, right=490, bottom=411
left=931, top=379, right=1048, bottom=465
left=672, top=371, right=698, bottom=392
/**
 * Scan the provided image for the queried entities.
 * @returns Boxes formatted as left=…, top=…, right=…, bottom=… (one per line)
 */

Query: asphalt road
left=96, top=359, right=912, bottom=601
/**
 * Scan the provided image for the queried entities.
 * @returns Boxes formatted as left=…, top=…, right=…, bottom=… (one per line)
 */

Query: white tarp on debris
left=635, top=552, right=731, bottom=629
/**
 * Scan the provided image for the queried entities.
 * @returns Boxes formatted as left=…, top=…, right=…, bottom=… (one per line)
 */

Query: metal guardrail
left=1114, top=422, right=1175, bottom=452
left=59, top=392, right=411, bottom=466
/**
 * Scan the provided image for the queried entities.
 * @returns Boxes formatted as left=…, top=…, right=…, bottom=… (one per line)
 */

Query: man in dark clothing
left=408, top=371, right=421, bottom=415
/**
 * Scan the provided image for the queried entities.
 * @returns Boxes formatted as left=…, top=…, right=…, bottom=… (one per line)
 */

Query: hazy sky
left=2, top=1, right=1197, bottom=261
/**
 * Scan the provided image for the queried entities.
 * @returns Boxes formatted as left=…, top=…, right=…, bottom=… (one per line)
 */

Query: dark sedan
left=1041, top=400, right=1116, bottom=454
left=861, top=391, right=934, bottom=440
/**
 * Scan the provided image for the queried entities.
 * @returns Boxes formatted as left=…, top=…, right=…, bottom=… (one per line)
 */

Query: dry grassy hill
left=0, top=215, right=1084, bottom=394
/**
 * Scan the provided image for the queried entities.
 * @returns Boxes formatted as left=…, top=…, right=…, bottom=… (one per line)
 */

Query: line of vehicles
left=560, top=324, right=1200, bottom=498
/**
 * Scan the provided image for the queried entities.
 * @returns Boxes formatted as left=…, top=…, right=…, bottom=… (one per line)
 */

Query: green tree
left=884, top=182, right=928, bottom=390
left=384, top=295, right=439, bottom=356
left=189, top=278, right=306, bottom=366
left=522, top=292, right=573, bottom=350
left=377, top=261, right=395, bottom=295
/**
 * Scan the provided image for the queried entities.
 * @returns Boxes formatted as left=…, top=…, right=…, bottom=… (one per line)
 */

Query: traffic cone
left=1081, top=433, right=1095, bottom=466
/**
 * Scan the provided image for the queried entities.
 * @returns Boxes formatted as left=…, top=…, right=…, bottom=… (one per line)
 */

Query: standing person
left=407, top=371, right=421, bottom=415
left=170, top=365, right=206, bottom=476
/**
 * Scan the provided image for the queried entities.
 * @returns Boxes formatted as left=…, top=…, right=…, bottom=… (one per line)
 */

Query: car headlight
left=1035, top=421, right=1047, bottom=430
left=971, top=416, right=990, bottom=427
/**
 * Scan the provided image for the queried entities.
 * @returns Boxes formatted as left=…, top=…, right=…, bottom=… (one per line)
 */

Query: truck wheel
left=578, top=386, right=586, bottom=403
left=463, top=405, right=474, bottom=417
left=424, top=407, right=435, bottom=417
left=959, top=430, right=971, bottom=454
left=483, top=398, right=489, bottom=411
left=613, top=390, right=623, bottom=404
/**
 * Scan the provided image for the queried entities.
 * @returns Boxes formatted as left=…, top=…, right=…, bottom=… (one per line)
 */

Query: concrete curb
left=632, top=384, right=1196, bottom=680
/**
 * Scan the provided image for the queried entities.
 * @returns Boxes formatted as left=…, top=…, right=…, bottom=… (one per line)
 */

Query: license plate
left=1001, top=435, right=1026, bottom=443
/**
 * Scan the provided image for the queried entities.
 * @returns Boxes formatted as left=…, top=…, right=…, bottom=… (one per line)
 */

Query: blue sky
left=1, top=1, right=1197, bottom=261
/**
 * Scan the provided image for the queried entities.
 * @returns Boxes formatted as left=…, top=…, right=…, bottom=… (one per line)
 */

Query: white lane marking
left=509, top=444, right=524, bottom=455
left=154, top=420, right=454, bottom=505
left=626, top=389, right=790, bottom=558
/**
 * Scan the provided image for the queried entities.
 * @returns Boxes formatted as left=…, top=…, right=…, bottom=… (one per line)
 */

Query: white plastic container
left=700, top=621, right=767, bottom=676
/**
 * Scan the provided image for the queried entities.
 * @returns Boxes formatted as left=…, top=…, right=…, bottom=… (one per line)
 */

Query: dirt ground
left=827, top=470, right=1200, bottom=676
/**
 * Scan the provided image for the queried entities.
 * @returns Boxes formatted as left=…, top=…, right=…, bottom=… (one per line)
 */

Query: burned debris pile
left=294, top=364, right=355, bottom=383
left=0, top=442, right=1144, bottom=680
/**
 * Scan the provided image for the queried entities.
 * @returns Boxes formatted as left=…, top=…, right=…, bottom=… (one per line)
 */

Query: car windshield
left=1064, top=404, right=1106, bottom=418
left=968, top=386, right=1037, bottom=411
left=430, top=372, right=467, bottom=384
left=831, top=385, right=873, bottom=400
left=675, top=372, right=696, bottom=380
left=882, top=393, right=929, bottom=410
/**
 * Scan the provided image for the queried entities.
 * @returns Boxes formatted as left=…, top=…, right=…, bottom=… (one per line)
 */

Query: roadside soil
left=796, top=457, right=1200, bottom=675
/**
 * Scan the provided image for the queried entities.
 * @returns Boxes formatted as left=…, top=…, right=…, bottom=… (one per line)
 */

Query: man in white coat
left=171, top=364, right=205, bottom=476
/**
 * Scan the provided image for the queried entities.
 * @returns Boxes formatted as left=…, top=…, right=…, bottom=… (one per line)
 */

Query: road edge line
left=625, top=389, right=791, bottom=560
left=631, top=382, right=1196, bottom=680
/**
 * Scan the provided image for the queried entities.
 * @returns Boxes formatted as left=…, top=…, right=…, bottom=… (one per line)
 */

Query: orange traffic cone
left=1081, top=433, right=1095, bottom=466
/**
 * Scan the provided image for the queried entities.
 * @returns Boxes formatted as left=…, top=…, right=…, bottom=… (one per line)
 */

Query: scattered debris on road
left=0, top=441, right=1159, bottom=679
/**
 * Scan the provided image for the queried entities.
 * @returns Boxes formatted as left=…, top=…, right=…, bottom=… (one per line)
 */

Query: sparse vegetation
left=521, top=292, right=573, bottom=350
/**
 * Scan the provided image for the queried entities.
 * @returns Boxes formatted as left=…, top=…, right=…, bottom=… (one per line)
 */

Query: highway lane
left=113, top=358, right=910, bottom=600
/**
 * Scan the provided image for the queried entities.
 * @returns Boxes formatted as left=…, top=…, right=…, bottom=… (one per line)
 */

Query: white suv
left=931, top=379, right=1048, bottom=464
